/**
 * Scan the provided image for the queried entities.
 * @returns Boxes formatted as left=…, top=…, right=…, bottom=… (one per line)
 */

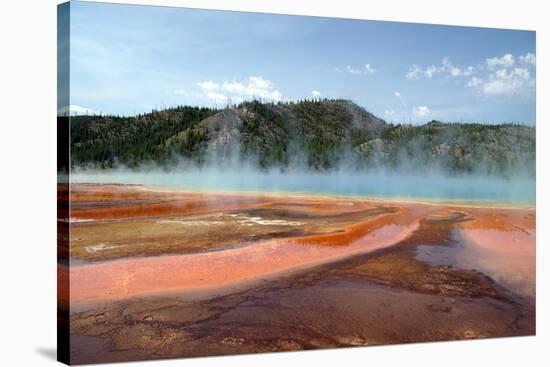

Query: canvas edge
left=57, top=1, right=71, bottom=365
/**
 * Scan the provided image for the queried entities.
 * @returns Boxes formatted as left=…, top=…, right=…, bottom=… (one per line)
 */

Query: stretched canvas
left=58, top=1, right=536, bottom=365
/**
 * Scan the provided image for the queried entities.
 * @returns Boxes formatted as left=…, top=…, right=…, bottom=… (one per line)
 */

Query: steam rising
left=72, top=162, right=535, bottom=205
left=71, top=117, right=535, bottom=206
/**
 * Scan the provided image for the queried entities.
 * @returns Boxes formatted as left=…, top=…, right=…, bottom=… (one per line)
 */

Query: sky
left=66, top=1, right=536, bottom=124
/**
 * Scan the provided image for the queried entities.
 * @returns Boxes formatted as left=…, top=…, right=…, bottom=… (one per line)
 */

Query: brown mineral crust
left=67, top=184, right=536, bottom=364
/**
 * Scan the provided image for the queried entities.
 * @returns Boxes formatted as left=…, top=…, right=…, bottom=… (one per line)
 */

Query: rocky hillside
left=70, top=99, right=535, bottom=176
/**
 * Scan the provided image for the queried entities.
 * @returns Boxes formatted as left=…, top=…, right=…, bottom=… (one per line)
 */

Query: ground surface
left=65, top=184, right=536, bottom=364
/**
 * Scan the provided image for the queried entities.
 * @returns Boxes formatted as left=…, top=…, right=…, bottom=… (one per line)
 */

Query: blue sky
left=67, top=1, right=536, bottom=124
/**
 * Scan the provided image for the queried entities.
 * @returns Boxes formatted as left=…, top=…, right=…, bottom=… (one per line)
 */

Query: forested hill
left=70, top=99, right=535, bottom=177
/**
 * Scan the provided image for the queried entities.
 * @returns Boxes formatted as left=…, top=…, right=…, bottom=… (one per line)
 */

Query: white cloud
left=364, top=63, right=376, bottom=74
left=486, top=53, right=515, bottom=68
left=196, top=81, right=220, bottom=91
left=467, top=76, right=483, bottom=88
left=463, top=66, right=474, bottom=76
left=442, top=57, right=473, bottom=77
left=406, top=52, right=535, bottom=98
left=346, top=65, right=362, bottom=74
left=481, top=67, right=534, bottom=96
left=424, top=65, right=440, bottom=78
left=406, top=64, right=422, bottom=80
left=57, top=104, right=99, bottom=116
left=196, top=76, right=284, bottom=104
left=413, top=106, right=430, bottom=117
left=205, top=92, right=229, bottom=104
left=248, top=76, right=271, bottom=90
left=394, top=91, right=401, bottom=97
left=472, top=53, right=535, bottom=96
left=482, top=80, right=512, bottom=95
left=311, top=90, right=321, bottom=98
left=384, top=110, right=396, bottom=116
left=407, top=57, right=473, bottom=79
left=519, top=52, right=536, bottom=67
left=345, top=63, right=376, bottom=75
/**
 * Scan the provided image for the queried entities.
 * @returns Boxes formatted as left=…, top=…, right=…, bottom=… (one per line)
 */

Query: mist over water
left=71, top=166, right=535, bottom=205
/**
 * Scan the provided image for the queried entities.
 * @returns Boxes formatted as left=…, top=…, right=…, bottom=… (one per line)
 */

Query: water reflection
left=456, top=229, right=535, bottom=297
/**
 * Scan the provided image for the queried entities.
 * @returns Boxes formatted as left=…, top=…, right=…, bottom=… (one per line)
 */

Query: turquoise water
left=71, top=169, right=535, bottom=206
